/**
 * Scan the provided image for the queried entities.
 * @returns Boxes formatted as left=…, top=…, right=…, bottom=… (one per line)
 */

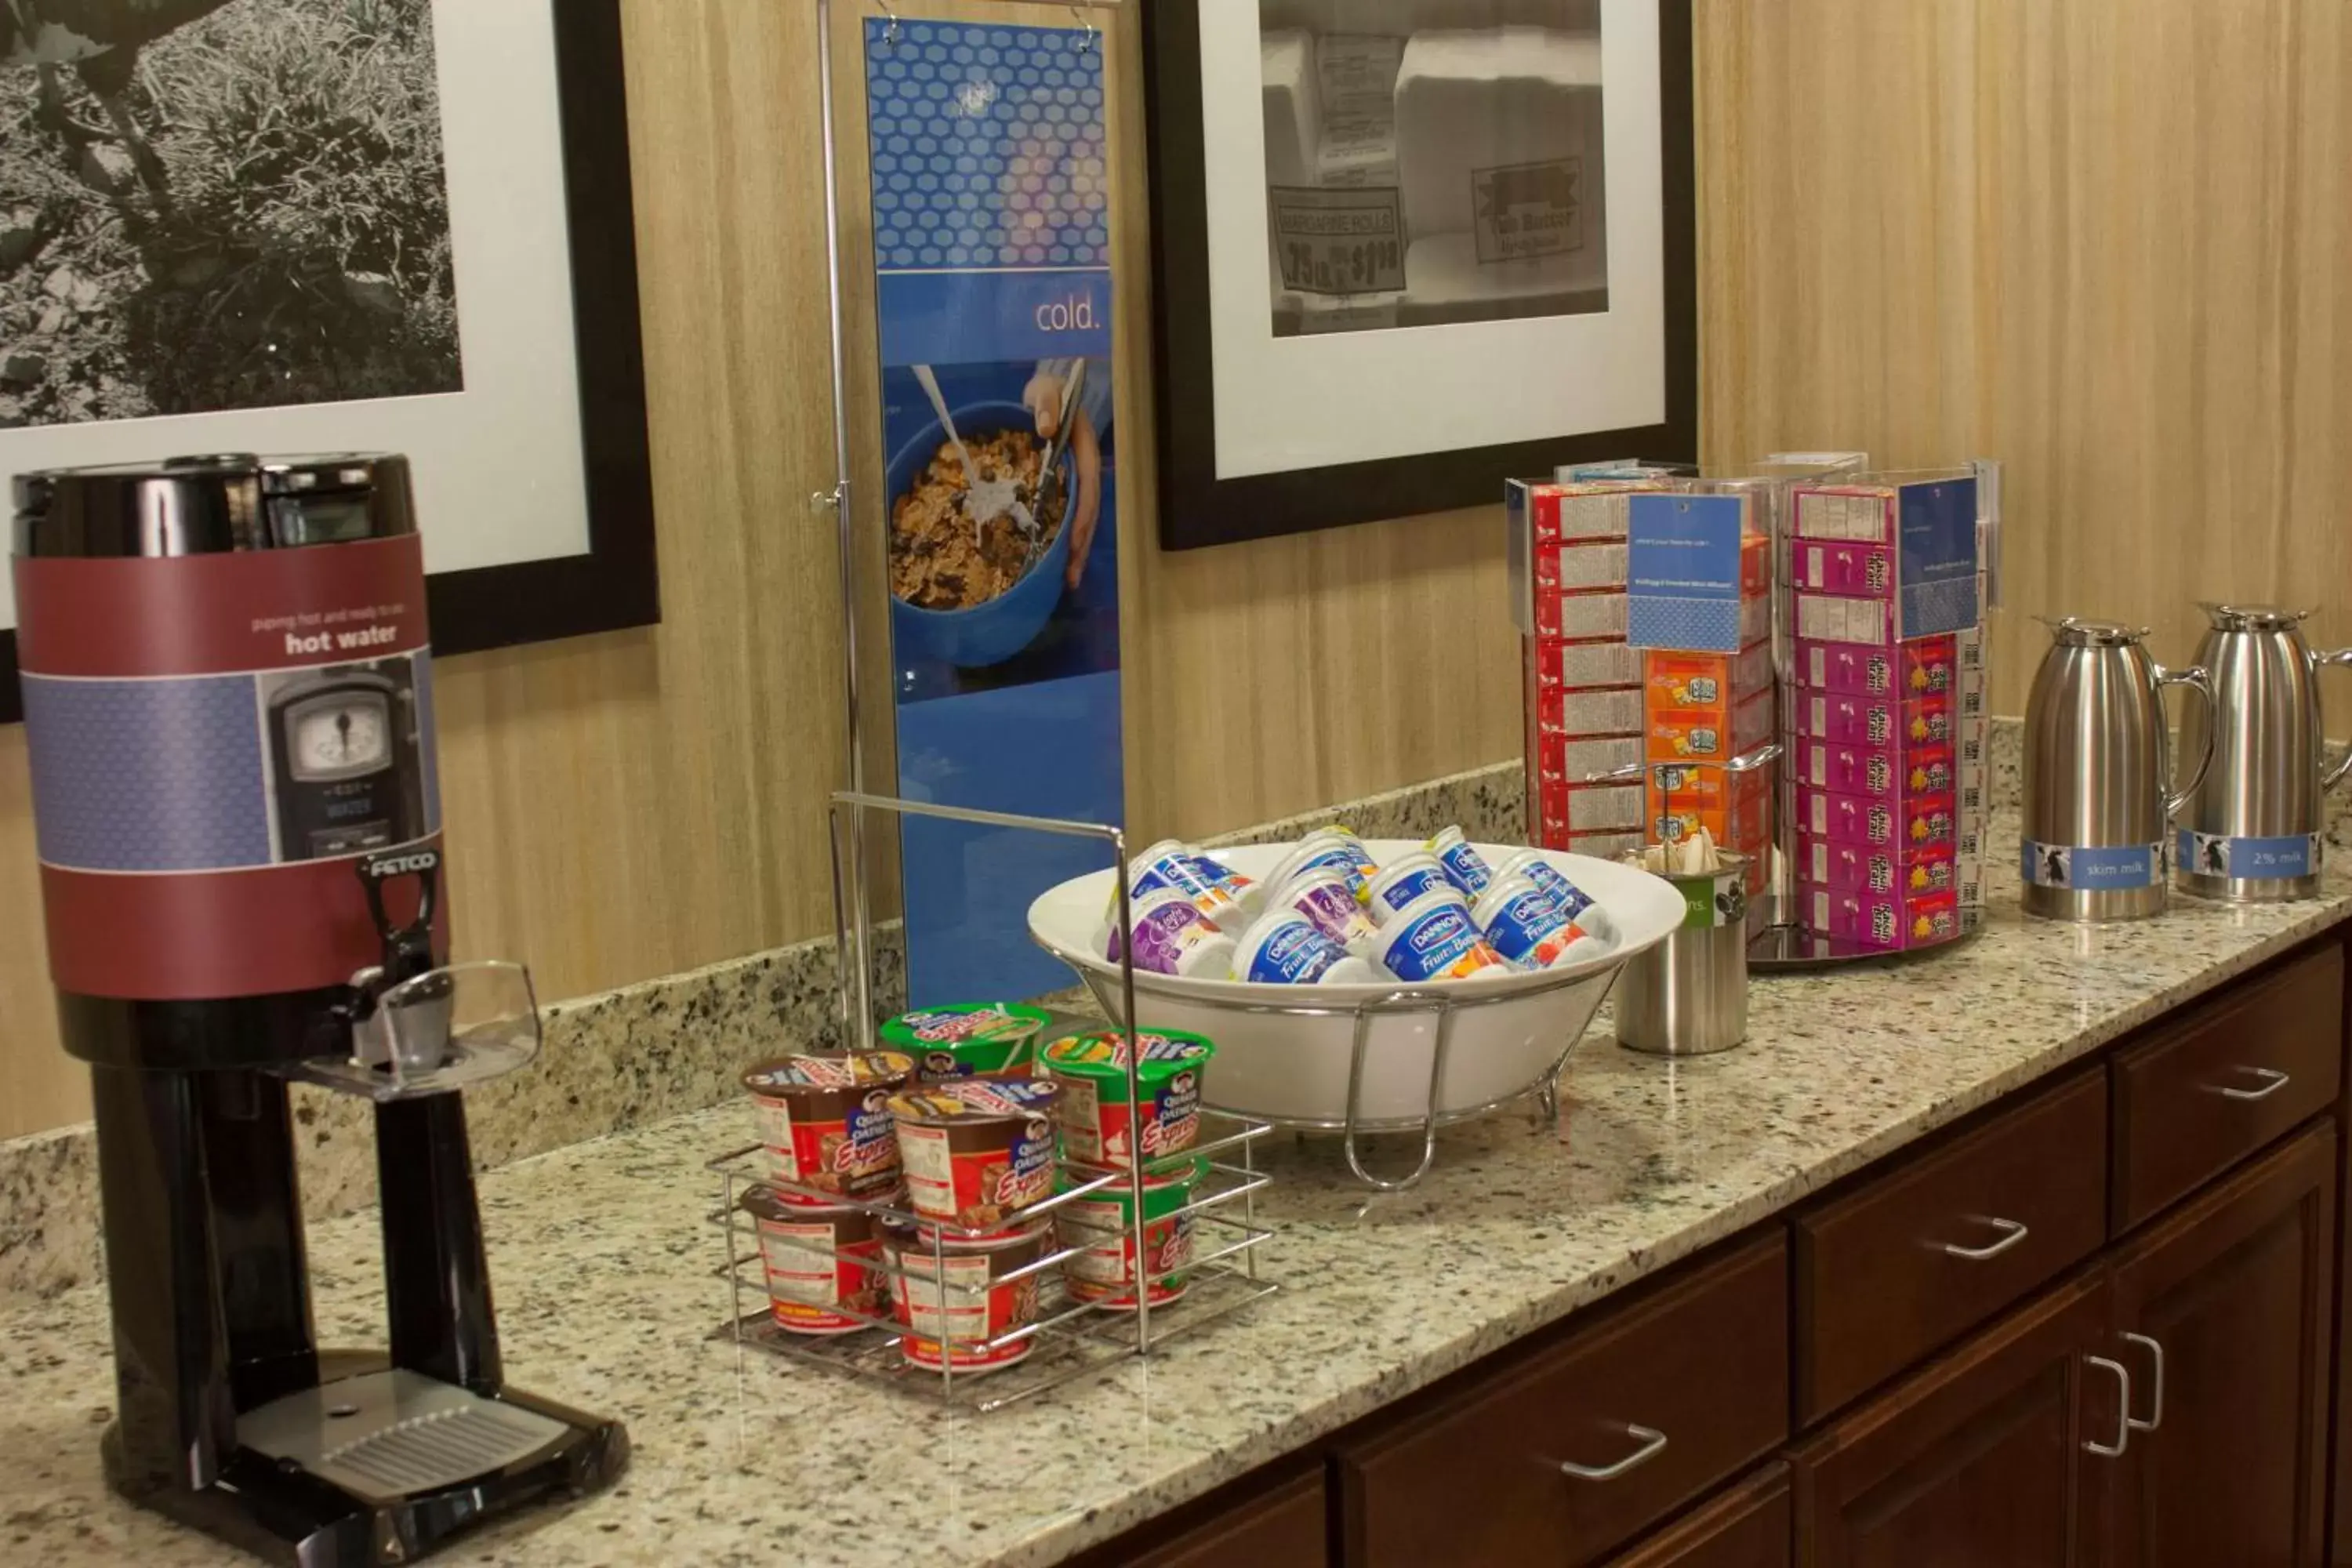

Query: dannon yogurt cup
left=742, top=1185, right=887, bottom=1335
left=1125, top=839, right=1249, bottom=925
left=1264, top=836, right=1370, bottom=903
left=1366, top=851, right=1466, bottom=923
left=1365, top=890, right=1512, bottom=983
left=1425, top=826, right=1497, bottom=898
left=1496, top=850, right=1615, bottom=939
left=1040, top=1028, right=1216, bottom=1167
left=1109, top=888, right=1237, bottom=978
left=1472, top=873, right=1611, bottom=970
left=885, top=1078, right=1059, bottom=1232
left=1272, top=867, right=1382, bottom=946
left=741, top=1051, right=915, bottom=1204
left=1231, top=908, right=1381, bottom=985
left=887, top=1221, right=1046, bottom=1373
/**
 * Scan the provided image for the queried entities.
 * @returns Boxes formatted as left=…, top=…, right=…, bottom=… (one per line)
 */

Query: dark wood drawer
left=1337, top=1232, right=1788, bottom=1568
left=2111, top=944, right=2343, bottom=1229
left=1794, top=1070, right=2107, bottom=1423
left=1120, top=1468, right=1327, bottom=1568
left=1600, top=1464, right=1791, bottom=1567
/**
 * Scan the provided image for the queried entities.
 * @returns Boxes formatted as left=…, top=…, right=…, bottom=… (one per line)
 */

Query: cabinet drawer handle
left=2083, top=1355, right=2132, bottom=1457
left=2122, top=1332, right=2165, bottom=1432
left=1936, top=1214, right=2031, bottom=1260
left=2207, top=1065, right=2292, bottom=1102
left=1558, top=1423, right=1668, bottom=1481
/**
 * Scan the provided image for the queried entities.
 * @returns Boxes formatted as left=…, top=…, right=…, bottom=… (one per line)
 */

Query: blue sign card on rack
left=1896, top=477, right=1980, bottom=637
left=865, top=19, right=1122, bottom=1005
left=1626, top=493, right=1745, bottom=650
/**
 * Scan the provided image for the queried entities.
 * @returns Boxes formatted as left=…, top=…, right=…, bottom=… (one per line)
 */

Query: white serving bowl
left=1025, top=839, right=1683, bottom=1129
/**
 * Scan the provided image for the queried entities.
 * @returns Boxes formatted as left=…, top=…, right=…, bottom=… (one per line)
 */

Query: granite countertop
left=7, top=825, right=2352, bottom=1568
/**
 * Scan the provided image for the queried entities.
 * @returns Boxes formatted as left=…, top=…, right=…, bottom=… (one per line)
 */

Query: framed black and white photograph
left=0, top=0, right=655, bottom=722
left=1145, top=0, right=1695, bottom=550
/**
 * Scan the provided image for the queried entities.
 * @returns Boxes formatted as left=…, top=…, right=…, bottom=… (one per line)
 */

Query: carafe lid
left=2039, top=615, right=2146, bottom=647
left=2199, top=602, right=2310, bottom=630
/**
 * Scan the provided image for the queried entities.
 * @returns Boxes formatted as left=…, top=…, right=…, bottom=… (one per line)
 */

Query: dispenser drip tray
left=238, top=1370, right=570, bottom=1505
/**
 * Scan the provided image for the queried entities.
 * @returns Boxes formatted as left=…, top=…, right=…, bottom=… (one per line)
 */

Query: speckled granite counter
left=5, top=818, right=2350, bottom=1567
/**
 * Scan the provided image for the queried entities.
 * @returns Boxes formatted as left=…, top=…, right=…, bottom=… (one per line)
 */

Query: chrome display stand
left=706, top=789, right=1276, bottom=1411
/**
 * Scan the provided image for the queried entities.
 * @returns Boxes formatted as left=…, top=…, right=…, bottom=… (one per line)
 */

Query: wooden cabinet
left=1602, top=1466, right=1791, bottom=1568
left=2110, top=946, right=2343, bottom=1229
left=1790, top=1273, right=2118, bottom=1567
left=1795, top=1069, right=2109, bottom=1423
left=1116, top=1469, right=1327, bottom=1568
left=2103, top=1123, right=2335, bottom=1568
left=1337, top=1234, right=1788, bottom=1568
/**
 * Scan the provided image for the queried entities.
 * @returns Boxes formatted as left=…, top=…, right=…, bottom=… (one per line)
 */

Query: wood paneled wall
left=6, top=0, right=2347, bottom=1138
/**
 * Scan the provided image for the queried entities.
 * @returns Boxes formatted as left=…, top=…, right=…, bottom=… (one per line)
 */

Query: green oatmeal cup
left=879, top=1002, right=1052, bottom=1081
left=1037, top=1028, right=1216, bottom=1168
left=1053, top=1159, right=1203, bottom=1309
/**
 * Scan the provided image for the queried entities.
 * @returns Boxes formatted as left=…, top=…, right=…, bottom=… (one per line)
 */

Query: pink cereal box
left=1791, top=542, right=1894, bottom=596
left=1795, top=641, right=1897, bottom=696
left=1802, top=885, right=1961, bottom=949
left=1798, top=837, right=1958, bottom=896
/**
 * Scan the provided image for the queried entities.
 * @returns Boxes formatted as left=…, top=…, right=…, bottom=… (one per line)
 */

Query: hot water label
left=14, top=535, right=443, bottom=1000
left=2176, top=831, right=2319, bottom=882
left=2020, top=840, right=2165, bottom=891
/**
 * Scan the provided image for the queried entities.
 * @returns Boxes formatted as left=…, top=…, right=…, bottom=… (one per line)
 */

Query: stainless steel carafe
left=2022, top=619, right=2215, bottom=921
left=2175, top=604, right=2352, bottom=901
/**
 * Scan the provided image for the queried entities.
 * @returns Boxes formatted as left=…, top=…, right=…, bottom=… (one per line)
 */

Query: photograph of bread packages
left=1259, top=0, right=1606, bottom=339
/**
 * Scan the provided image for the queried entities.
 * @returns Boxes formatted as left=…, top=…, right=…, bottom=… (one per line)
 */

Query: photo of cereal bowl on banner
left=885, top=357, right=1117, bottom=681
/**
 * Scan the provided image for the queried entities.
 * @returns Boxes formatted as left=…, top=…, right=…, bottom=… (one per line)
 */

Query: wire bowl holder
left=705, top=789, right=1278, bottom=1410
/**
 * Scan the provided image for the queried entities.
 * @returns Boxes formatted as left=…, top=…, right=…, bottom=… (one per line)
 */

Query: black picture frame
left=1143, top=1, right=1697, bottom=551
left=0, top=0, right=657, bottom=724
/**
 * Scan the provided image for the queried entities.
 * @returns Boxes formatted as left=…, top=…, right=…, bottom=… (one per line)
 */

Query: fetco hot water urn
left=2174, top=604, right=2352, bottom=901
left=11, top=455, right=625, bottom=1563
left=2021, top=618, right=2215, bottom=920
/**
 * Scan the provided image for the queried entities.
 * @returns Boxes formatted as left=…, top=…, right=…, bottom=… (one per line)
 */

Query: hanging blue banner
left=866, top=19, right=1123, bottom=1007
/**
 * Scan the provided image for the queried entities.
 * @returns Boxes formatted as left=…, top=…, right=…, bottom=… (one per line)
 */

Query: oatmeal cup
left=1037, top=1029, right=1216, bottom=1169
left=884, top=1078, right=1059, bottom=1232
left=740, top=1185, right=889, bottom=1336
left=884, top=1220, right=1047, bottom=1374
left=878, top=1002, right=1051, bottom=1081
left=741, top=1051, right=914, bottom=1204
left=1053, top=1159, right=1201, bottom=1312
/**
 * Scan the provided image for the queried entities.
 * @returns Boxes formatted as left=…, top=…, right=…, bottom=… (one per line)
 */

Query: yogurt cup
left=1181, top=846, right=1258, bottom=916
left=1308, top=825, right=1382, bottom=887
left=879, top=1003, right=1051, bottom=1081
left=886, top=1221, right=1047, bottom=1373
left=1231, top=907, right=1383, bottom=985
left=1271, top=867, right=1383, bottom=946
left=742, top=1051, right=915, bottom=1204
left=1496, top=850, right=1616, bottom=940
left=1125, top=839, right=1250, bottom=927
left=885, top=1078, right=1059, bottom=1232
left=1472, top=873, right=1612, bottom=970
left=1039, top=1028, right=1215, bottom=1167
left=1425, top=826, right=1497, bottom=898
left=1366, top=851, right=1469, bottom=924
left=1108, top=888, right=1237, bottom=978
left=1261, top=837, right=1370, bottom=904
left=741, top=1185, right=888, bottom=1335
left=1054, top=1160, right=1201, bottom=1311
left=1362, top=890, right=1513, bottom=983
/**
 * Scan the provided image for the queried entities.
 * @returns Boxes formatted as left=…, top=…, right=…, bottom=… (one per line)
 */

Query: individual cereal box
left=1643, top=643, right=1774, bottom=714
left=1540, top=730, right=1643, bottom=786
left=1537, top=540, right=1628, bottom=593
left=1563, top=829, right=1643, bottom=862
left=1648, top=761, right=1770, bottom=847
left=1795, top=592, right=1893, bottom=647
left=1536, top=779, right=1645, bottom=842
left=1537, top=684, right=1643, bottom=737
left=1799, top=739, right=1955, bottom=799
left=1649, top=687, right=1773, bottom=763
left=1552, top=638, right=1640, bottom=688
left=1798, top=837, right=1959, bottom=896
left=1537, top=587, right=1630, bottom=641
left=1795, top=640, right=1898, bottom=696
left=1795, top=691, right=1955, bottom=750
left=1791, top=542, right=1894, bottom=596
left=1900, top=636, right=1961, bottom=696
left=1802, top=885, right=1962, bottom=949
left=1804, top=788, right=1958, bottom=851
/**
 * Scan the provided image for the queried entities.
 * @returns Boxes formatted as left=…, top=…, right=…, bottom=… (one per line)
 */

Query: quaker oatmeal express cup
left=1054, top=1160, right=1201, bottom=1311
left=885, top=1221, right=1047, bottom=1373
left=741, top=1051, right=914, bottom=1204
left=740, top=1185, right=888, bottom=1335
left=1038, top=1029, right=1216, bottom=1169
left=884, top=1078, right=1060, bottom=1232
left=878, top=1001, right=1051, bottom=1080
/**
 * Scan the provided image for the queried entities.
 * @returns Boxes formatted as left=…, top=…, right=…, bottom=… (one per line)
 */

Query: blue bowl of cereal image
left=886, top=401, right=1073, bottom=669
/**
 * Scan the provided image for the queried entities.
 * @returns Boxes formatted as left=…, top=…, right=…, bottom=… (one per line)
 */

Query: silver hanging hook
left=1070, top=4, right=1097, bottom=52
left=874, top=0, right=899, bottom=49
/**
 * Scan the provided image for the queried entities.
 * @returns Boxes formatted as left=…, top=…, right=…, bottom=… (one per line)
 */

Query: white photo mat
left=0, top=0, right=590, bottom=633
left=1196, top=0, right=1664, bottom=481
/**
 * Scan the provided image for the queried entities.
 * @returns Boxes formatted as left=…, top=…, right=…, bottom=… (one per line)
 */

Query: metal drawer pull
left=2083, top=1355, right=2133, bottom=1457
left=1558, top=1423, right=1668, bottom=1481
left=1936, top=1214, right=2031, bottom=1260
left=2122, top=1332, right=2165, bottom=1432
left=2208, top=1065, right=2292, bottom=1102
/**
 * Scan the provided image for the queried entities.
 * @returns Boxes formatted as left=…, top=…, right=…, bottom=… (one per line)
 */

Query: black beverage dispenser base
left=104, top=1363, right=626, bottom=1566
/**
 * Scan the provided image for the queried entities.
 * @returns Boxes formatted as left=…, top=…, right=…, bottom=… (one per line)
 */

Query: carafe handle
left=2154, top=662, right=2216, bottom=820
left=2312, top=646, right=2352, bottom=793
